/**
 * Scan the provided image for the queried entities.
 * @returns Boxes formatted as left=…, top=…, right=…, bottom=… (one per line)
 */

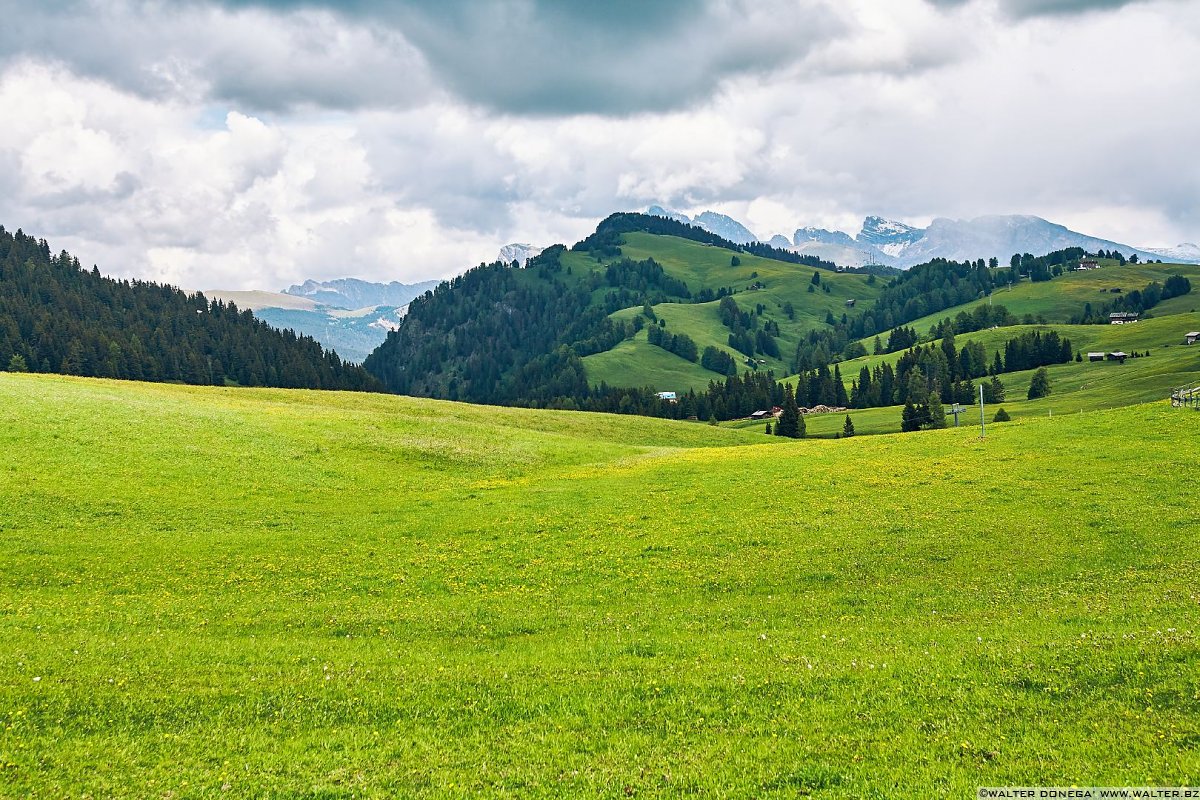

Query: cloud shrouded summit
left=0, top=0, right=1196, bottom=289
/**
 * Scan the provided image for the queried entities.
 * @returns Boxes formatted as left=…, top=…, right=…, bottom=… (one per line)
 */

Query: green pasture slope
left=3, top=374, right=1199, bottom=797
left=582, top=233, right=880, bottom=392
left=899, top=259, right=1200, bottom=336
left=761, top=312, right=1200, bottom=437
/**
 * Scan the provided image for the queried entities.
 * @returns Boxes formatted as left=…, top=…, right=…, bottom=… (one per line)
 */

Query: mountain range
left=205, top=278, right=439, bottom=363
left=282, top=277, right=440, bottom=309
left=647, top=206, right=1199, bottom=269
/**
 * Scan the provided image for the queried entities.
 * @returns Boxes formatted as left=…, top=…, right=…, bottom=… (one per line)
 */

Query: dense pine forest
left=0, top=226, right=378, bottom=390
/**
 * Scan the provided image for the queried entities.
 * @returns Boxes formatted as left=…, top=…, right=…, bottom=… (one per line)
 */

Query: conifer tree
left=901, top=400, right=921, bottom=432
left=927, top=388, right=947, bottom=429
left=842, top=414, right=855, bottom=437
left=833, top=364, right=849, bottom=407
left=775, top=384, right=801, bottom=438
left=1027, top=367, right=1052, bottom=399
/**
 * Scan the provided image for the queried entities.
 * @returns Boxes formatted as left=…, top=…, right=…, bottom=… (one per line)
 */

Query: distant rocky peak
left=646, top=205, right=692, bottom=225
left=692, top=211, right=757, bottom=244
left=857, top=216, right=921, bottom=244
left=497, top=243, right=544, bottom=267
left=793, top=227, right=857, bottom=248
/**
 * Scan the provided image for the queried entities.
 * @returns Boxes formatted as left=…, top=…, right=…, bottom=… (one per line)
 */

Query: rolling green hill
left=3, top=373, right=1199, bottom=795
left=365, top=214, right=884, bottom=412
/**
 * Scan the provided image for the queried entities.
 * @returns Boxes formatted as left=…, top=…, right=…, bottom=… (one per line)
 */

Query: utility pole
left=978, top=383, right=986, bottom=438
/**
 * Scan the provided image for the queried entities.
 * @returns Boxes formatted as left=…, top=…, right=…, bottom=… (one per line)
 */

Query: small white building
left=655, top=391, right=677, bottom=402
left=1186, top=332, right=1200, bottom=345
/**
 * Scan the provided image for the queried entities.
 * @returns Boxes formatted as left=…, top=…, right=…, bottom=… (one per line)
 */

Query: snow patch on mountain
left=498, top=243, right=544, bottom=266
left=1145, top=243, right=1200, bottom=261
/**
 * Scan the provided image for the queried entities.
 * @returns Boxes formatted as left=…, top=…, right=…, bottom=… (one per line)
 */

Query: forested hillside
left=0, top=226, right=378, bottom=390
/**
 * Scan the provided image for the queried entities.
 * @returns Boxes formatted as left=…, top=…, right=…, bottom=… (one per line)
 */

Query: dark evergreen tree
left=1027, top=367, right=1052, bottom=399
left=774, top=384, right=801, bottom=438
left=926, top=388, right=947, bottom=429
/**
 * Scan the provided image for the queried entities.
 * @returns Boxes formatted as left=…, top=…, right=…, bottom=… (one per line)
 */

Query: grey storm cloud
left=0, top=0, right=433, bottom=112
left=211, top=0, right=851, bottom=113
left=0, top=0, right=843, bottom=115
left=929, top=0, right=1169, bottom=16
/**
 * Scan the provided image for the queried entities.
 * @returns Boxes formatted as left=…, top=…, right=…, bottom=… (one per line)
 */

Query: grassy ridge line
left=3, top=375, right=1199, bottom=796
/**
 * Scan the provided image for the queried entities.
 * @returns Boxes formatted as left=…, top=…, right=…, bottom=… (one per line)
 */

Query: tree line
left=792, top=327, right=1074, bottom=413
left=1070, top=274, right=1192, bottom=324
left=0, top=226, right=378, bottom=390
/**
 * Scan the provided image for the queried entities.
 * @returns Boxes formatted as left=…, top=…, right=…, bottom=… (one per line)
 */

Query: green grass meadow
left=2, top=374, right=1199, bottom=796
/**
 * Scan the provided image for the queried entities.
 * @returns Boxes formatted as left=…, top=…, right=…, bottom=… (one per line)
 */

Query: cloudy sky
left=1, top=0, right=1197, bottom=290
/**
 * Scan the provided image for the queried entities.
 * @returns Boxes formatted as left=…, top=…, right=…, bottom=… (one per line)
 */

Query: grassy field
left=582, top=325, right=726, bottom=393
left=2, top=373, right=1199, bottom=796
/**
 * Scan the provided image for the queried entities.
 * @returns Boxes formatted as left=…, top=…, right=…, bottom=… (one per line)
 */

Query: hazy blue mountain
left=207, top=280, right=442, bottom=363
left=766, top=234, right=793, bottom=249
left=283, top=278, right=439, bottom=309
left=253, top=305, right=407, bottom=364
